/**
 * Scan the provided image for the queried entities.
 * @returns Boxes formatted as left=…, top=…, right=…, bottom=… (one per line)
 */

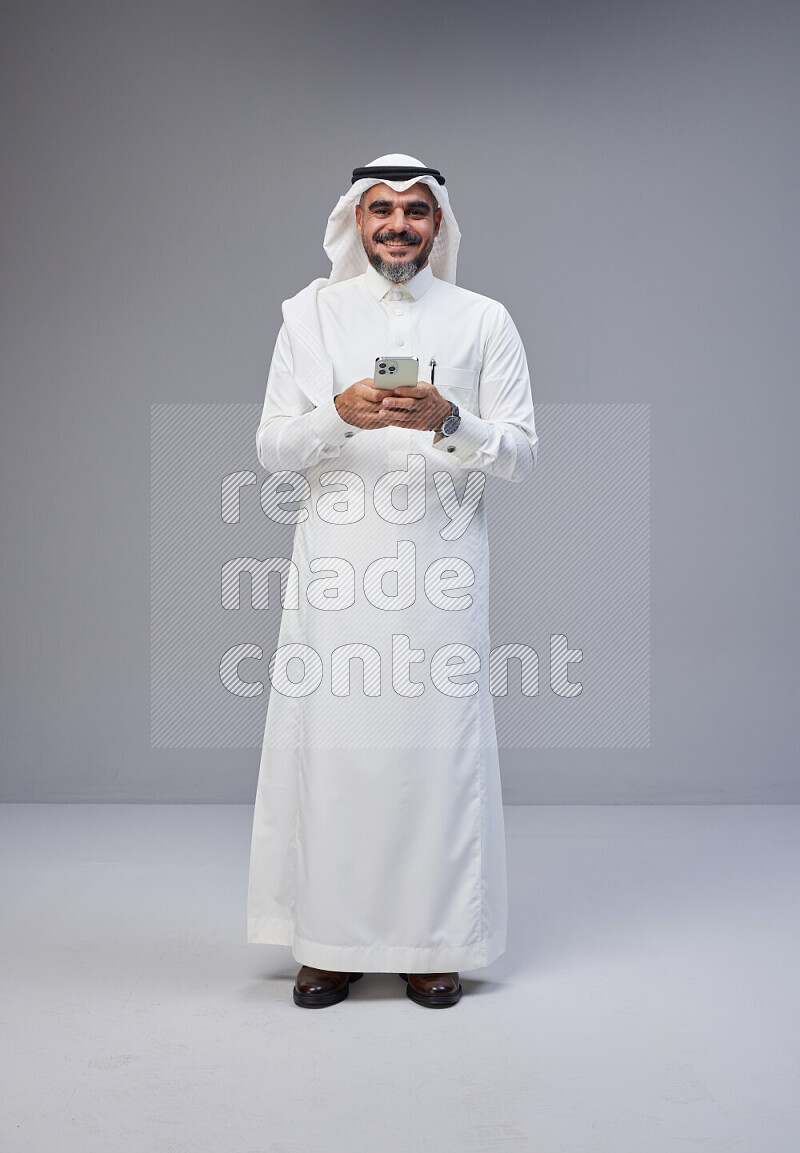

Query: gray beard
left=368, top=251, right=424, bottom=284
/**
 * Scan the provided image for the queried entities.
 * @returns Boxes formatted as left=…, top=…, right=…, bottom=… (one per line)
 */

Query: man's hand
left=334, top=380, right=451, bottom=432
left=373, top=382, right=452, bottom=432
left=334, top=380, right=405, bottom=430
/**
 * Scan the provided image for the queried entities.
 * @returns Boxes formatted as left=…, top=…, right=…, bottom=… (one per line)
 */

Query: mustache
left=373, top=230, right=421, bottom=246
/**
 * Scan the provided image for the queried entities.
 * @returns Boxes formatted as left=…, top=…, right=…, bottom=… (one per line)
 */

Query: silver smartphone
left=374, top=357, right=419, bottom=389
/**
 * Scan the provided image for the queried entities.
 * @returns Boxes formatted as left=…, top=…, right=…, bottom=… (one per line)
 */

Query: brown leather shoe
left=293, top=966, right=363, bottom=1008
left=399, top=972, right=462, bottom=1008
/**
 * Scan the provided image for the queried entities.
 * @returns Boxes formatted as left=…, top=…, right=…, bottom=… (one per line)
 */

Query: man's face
left=355, top=182, right=442, bottom=284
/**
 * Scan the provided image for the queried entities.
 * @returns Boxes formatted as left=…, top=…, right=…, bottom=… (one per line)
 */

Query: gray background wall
left=1, top=0, right=797, bottom=802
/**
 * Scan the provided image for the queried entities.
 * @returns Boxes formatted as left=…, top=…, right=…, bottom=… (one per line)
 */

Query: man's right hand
left=334, top=380, right=399, bottom=430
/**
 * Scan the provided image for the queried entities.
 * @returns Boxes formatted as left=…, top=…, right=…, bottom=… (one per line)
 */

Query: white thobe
left=247, top=261, right=538, bottom=972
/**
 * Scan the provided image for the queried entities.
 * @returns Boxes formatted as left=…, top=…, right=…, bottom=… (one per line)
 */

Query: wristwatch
left=438, top=400, right=461, bottom=437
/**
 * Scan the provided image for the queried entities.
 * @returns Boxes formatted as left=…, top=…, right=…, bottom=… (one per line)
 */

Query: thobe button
left=344, top=431, right=354, bottom=437
left=447, top=445, right=455, bottom=452
left=395, top=309, right=404, bottom=316
left=396, top=338, right=405, bottom=346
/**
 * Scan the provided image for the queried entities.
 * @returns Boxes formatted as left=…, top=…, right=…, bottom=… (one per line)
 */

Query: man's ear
left=434, top=207, right=442, bottom=237
left=355, top=203, right=363, bottom=231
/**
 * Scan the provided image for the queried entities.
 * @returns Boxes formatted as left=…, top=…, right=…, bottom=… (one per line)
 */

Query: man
left=247, top=154, right=538, bottom=1009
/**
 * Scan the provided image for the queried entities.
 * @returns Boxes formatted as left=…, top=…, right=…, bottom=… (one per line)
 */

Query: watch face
left=443, top=414, right=460, bottom=435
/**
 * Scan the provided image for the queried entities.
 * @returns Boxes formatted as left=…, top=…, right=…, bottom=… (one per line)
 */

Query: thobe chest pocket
left=435, top=366, right=479, bottom=414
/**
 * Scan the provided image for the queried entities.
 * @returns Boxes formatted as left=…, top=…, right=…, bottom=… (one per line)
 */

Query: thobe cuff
left=308, top=396, right=363, bottom=445
left=431, top=407, right=489, bottom=460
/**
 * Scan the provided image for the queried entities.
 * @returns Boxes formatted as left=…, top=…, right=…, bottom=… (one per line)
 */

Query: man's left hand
left=377, top=382, right=451, bottom=432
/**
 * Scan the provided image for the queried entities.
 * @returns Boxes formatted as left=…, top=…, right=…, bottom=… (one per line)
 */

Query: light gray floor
left=1, top=803, right=798, bottom=1153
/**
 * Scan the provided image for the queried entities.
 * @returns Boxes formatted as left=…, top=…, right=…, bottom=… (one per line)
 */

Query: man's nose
left=389, top=208, right=410, bottom=230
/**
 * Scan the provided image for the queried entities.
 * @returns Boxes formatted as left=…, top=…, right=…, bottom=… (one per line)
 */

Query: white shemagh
left=281, top=153, right=462, bottom=407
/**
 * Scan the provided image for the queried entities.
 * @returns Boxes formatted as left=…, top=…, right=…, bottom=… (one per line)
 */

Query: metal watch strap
left=439, top=400, right=457, bottom=435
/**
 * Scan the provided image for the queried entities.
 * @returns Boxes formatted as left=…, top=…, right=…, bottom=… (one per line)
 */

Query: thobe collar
left=364, top=261, right=435, bottom=302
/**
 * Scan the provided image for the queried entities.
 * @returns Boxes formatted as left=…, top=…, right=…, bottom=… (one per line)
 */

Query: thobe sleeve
left=430, top=305, right=538, bottom=482
left=256, top=324, right=364, bottom=473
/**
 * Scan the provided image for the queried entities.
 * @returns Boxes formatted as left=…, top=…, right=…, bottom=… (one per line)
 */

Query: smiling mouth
left=382, top=244, right=417, bottom=259
left=376, top=234, right=420, bottom=250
